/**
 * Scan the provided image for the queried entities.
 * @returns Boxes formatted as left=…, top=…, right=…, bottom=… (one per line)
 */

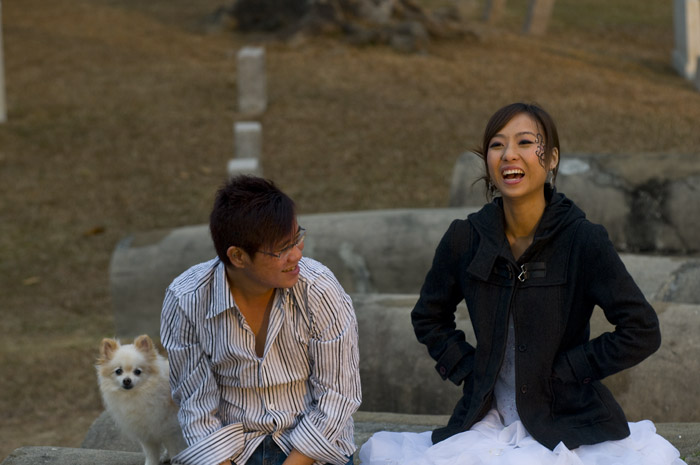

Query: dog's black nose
left=123, top=378, right=132, bottom=387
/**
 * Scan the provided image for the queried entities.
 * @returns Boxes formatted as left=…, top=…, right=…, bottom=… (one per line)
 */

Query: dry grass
left=1, top=0, right=699, bottom=459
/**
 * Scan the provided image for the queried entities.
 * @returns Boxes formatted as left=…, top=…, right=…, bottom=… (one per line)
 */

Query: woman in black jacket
left=359, top=103, right=684, bottom=464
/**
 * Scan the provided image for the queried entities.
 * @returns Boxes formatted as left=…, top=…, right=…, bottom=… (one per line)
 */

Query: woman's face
left=486, top=113, right=558, bottom=203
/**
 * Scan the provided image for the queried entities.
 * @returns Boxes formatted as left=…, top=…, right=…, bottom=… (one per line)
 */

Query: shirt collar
left=204, top=258, right=293, bottom=319
left=205, top=259, right=237, bottom=319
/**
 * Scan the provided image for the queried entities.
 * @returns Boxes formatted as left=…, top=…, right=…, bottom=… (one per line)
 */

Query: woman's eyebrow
left=491, top=131, right=537, bottom=139
left=516, top=131, right=537, bottom=137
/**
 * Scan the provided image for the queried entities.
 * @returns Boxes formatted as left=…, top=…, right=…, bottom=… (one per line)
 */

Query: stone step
left=3, top=412, right=699, bottom=464
left=110, top=209, right=700, bottom=341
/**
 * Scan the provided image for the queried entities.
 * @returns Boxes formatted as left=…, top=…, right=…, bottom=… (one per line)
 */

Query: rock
left=449, top=152, right=700, bottom=254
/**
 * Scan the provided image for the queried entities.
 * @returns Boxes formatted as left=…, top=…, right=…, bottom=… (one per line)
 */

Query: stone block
left=81, top=411, right=140, bottom=452
left=448, top=151, right=486, bottom=207
left=237, top=46, right=266, bottom=115
left=234, top=121, right=262, bottom=160
left=354, top=294, right=700, bottom=422
left=450, top=152, right=700, bottom=254
left=621, top=254, right=700, bottom=304
left=556, top=157, right=629, bottom=250
left=227, top=157, right=261, bottom=177
left=603, top=303, right=700, bottom=423
left=668, top=174, right=700, bottom=252
left=110, top=225, right=217, bottom=339
left=672, top=0, right=700, bottom=80
left=450, top=154, right=631, bottom=249
left=0, top=447, right=143, bottom=465
left=523, top=0, right=556, bottom=36
left=109, top=208, right=700, bottom=340
left=483, top=0, right=506, bottom=22
left=78, top=297, right=700, bottom=458
left=38, top=410, right=699, bottom=465
left=109, top=208, right=472, bottom=339
left=354, top=294, right=469, bottom=414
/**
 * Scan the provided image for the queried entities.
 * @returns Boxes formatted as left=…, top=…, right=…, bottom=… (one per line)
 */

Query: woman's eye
left=519, top=139, right=534, bottom=145
left=489, top=142, right=503, bottom=149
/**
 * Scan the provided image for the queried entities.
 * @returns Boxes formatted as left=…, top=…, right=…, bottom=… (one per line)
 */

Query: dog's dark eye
left=134, top=369, right=142, bottom=376
left=115, top=368, right=123, bottom=376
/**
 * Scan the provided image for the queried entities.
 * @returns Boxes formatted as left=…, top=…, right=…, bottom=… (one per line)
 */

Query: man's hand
left=282, top=449, right=315, bottom=465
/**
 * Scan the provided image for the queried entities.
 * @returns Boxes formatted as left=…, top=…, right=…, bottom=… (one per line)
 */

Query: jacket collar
left=467, top=185, right=585, bottom=280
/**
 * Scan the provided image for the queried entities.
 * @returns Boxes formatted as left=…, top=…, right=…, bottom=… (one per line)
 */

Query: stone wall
left=109, top=209, right=700, bottom=422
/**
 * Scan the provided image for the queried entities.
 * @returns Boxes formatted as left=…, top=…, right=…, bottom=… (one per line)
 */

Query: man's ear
left=226, top=246, right=250, bottom=268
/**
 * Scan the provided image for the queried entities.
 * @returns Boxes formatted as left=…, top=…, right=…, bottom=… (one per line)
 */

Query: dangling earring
left=486, top=178, right=498, bottom=198
left=546, top=170, right=555, bottom=187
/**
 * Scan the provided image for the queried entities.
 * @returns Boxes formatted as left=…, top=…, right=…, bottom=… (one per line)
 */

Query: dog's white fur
left=96, top=335, right=186, bottom=465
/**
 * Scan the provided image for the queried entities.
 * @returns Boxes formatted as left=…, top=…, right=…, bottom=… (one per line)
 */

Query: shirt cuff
left=172, top=422, right=244, bottom=465
left=288, top=416, right=353, bottom=465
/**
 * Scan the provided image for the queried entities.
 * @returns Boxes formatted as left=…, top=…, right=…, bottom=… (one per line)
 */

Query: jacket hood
left=468, top=185, right=586, bottom=268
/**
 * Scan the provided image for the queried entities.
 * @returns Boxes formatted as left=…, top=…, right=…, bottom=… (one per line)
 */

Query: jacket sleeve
left=411, top=219, right=476, bottom=385
left=554, top=223, right=661, bottom=385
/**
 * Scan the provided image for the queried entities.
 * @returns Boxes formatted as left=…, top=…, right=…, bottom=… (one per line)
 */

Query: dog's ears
left=133, top=334, right=155, bottom=354
left=99, top=338, right=119, bottom=362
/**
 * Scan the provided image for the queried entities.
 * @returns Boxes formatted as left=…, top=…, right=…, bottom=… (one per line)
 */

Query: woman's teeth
left=502, top=169, right=524, bottom=179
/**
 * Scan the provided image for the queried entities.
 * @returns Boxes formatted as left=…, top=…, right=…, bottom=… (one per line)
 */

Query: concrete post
left=234, top=121, right=262, bottom=160
left=483, top=0, right=507, bottom=23
left=237, top=47, right=266, bottom=115
left=0, top=0, right=7, bottom=123
left=523, top=0, right=556, bottom=36
left=228, top=121, right=262, bottom=177
left=672, top=0, right=700, bottom=80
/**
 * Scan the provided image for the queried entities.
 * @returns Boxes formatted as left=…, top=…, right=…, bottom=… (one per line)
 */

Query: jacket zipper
left=475, top=262, right=524, bottom=424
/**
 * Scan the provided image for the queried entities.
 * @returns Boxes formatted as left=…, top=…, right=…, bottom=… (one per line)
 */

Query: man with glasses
left=161, top=175, right=361, bottom=465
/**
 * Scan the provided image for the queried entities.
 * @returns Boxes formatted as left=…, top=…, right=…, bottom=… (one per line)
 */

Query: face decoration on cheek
left=535, top=133, right=546, bottom=167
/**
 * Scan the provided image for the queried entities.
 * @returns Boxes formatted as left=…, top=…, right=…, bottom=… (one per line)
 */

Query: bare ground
left=1, top=0, right=699, bottom=459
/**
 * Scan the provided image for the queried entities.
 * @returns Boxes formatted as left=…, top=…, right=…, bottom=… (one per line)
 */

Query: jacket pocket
left=549, top=378, right=612, bottom=427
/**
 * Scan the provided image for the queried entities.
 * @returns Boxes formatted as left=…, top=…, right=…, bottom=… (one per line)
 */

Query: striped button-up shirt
left=160, top=257, right=361, bottom=465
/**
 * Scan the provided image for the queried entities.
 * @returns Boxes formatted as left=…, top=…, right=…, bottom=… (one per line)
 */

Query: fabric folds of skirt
left=358, top=409, right=686, bottom=465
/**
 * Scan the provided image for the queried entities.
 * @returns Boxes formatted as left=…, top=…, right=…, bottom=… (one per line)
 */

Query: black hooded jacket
left=411, top=186, right=661, bottom=450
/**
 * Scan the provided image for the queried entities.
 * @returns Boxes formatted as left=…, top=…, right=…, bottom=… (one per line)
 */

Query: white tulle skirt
left=359, top=409, right=685, bottom=465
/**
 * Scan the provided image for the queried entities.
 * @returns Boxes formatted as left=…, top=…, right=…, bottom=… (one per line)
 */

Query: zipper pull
left=517, top=264, right=528, bottom=282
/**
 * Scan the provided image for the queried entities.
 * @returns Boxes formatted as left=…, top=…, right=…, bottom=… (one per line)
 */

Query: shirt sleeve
left=160, top=287, right=245, bottom=465
left=288, top=272, right=362, bottom=465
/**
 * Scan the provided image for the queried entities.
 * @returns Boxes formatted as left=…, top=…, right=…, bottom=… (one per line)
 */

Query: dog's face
left=96, top=335, right=158, bottom=393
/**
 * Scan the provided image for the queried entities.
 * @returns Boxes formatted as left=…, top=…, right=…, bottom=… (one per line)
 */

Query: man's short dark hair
left=209, top=175, right=296, bottom=266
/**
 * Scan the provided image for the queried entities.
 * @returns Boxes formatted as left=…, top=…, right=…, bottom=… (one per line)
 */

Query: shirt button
left=518, top=344, right=527, bottom=352
left=439, top=366, right=447, bottom=375
left=582, top=377, right=592, bottom=384
left=520, top=384, right=528, bottom=394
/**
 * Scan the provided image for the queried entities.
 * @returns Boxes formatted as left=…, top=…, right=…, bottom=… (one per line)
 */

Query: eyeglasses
left=258, top=227, right=306, bottom=259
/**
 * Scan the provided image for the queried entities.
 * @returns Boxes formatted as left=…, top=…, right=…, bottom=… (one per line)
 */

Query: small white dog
left=96, top=334, right=186, bottom=465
